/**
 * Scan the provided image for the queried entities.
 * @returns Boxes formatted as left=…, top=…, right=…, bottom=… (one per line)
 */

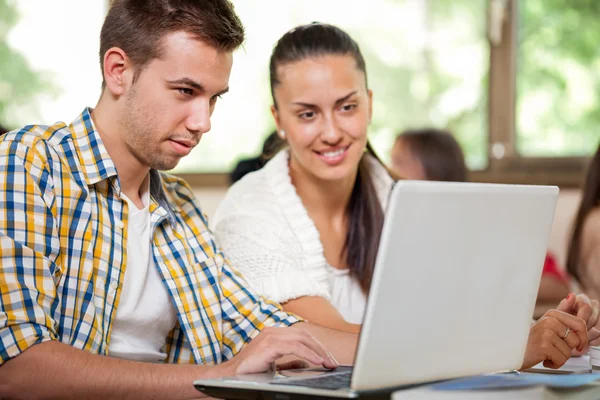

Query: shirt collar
left=69, top=107, right=119, bottom=186
left=69, top=108, right=180, bottom=222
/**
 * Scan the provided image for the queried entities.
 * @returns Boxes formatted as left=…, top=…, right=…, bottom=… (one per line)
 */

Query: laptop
left=194, top=181, right=559, bottom=399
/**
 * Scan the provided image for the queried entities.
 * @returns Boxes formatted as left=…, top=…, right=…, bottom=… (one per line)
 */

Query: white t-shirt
left=108, top=180, right=178, bottom=362
left=212, top=150, right=393, bottom=324
left=328, top=265, right=367, bottom=324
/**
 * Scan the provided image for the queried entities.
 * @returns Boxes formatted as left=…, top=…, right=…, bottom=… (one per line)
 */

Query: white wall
left=194, top=187, right=582, bottom=269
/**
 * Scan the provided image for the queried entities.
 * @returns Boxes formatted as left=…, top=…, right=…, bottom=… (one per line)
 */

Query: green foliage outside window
left=517, top=0, right=600, bottom=156
left=0, top=0, right=53, bottom=130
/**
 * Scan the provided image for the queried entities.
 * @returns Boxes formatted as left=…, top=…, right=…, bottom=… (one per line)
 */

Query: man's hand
left=522, top=309, right=588, bottom=370
left=220, top=325, right=338, bottom=376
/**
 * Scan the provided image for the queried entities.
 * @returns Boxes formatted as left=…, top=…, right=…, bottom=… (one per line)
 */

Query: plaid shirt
left=0, top=108, right=299, bottom=366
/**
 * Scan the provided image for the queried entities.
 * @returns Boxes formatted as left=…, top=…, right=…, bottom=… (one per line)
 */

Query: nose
left=320, top=114, right=343, bottom=145
left=185, top=100, right=212, bottom=135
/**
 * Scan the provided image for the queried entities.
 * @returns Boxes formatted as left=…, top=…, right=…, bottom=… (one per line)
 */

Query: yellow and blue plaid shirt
left=0, top=108, right=299, bottom=366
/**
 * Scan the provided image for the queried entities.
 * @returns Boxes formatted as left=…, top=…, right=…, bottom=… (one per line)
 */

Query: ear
left=102, top=47, right=134, bottom=97
left=367, top=89, right=373, bottom=124
left=270, top=104, right=282, bottom=132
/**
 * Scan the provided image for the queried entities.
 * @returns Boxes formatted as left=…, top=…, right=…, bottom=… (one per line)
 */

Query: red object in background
left=542, top=253, right=569, bottom=283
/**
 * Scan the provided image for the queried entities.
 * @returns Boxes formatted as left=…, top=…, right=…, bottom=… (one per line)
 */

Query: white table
left=393, top=356, right=600, bottom=400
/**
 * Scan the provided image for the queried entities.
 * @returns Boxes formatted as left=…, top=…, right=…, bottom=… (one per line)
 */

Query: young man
left=0, top=1, right=356, bottom=399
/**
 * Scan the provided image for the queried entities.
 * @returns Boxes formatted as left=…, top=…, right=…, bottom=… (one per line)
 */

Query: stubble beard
left=123, top=90, right=180, bottom=172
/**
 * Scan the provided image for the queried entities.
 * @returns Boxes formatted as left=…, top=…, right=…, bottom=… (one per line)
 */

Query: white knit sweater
left=212, top=149, right=394, bottom=306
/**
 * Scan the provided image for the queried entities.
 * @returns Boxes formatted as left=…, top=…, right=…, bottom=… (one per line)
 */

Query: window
left=516, top=0, right=600, bottom=157
left=479, top=0, right=595, bottom=187
left=175, top=0, right=489, bottom=173
left=2, top=0, right=106, bottom=128
left=2, top=0, right=594, bottom=185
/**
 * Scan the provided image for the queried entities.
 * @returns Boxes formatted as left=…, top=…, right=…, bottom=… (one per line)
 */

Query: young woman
left=567, top=142, right=600, bottom=300
left=213, top=23, right=390, bottom=334
left=212, top=23, right=599, bottom=369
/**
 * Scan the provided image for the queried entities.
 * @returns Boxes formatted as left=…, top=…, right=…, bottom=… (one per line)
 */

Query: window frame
left=479, top=0, right=589, bottom=188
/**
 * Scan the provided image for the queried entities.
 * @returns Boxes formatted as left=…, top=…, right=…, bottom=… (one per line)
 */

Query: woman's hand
left=521, top=309, right=588, bottom=370
left=556, top=292, right=600, bottom=355
left=557, top=293, right=600, bottom=328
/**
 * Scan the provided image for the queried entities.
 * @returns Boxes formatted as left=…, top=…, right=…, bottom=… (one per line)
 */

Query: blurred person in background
left=391, top=128, right=467, bottom=182
left=230, top=130, right=284, bottom=183
left=391, top=128, right=570, bottom=309
left=567, top=142, right=600, bottom=302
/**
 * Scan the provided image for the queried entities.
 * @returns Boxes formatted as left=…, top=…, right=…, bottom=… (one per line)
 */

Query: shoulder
left=0, top=123, right=73, bottom=178
left=213, top=151, right=291, bottom=225
left=1, top=123, right=71, bottom=156
left=155, top=171, right=210, bottom=221
left=158, top=171, right=194, bottom=196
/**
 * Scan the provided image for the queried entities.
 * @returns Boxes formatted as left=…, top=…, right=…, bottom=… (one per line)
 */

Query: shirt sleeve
left=0, top=138, right=60, bottom=365
left=216, top=250, right=302, bottom=360
left=541, top=252, right=568, bottom=283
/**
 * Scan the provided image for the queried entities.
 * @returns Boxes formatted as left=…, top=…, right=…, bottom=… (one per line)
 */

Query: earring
left=279, top=130, right=286, bottom=139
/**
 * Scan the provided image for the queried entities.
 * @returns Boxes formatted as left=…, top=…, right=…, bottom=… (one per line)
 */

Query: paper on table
left=525, top=355, right=592, bottom=375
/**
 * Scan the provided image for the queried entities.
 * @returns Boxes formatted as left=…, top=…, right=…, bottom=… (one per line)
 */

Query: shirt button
left=116, top=220, right=125, bottom=229
left=110, top=280, right=119, bottom=291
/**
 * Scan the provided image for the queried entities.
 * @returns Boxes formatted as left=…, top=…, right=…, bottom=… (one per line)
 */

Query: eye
left=340, top=103, right=357, bottom=112
left=178, top=88, right=194, bottom=96
left=210, top=94, right=223, bottom=105
left=299, top=111, right=315, bottom=120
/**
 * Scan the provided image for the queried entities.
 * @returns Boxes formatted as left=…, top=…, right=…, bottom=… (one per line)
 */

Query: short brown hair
left=395, top=128, right=467, bottom=182
left=100, top=0, right=245, bottom=85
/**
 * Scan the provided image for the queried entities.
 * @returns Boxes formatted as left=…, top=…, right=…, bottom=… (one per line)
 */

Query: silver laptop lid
left=352, top=181, right=558, bottom=390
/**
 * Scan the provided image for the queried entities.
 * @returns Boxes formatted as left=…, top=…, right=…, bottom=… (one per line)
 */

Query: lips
left=314, top=144, right=351, bottom=165
left=169, top=138, right=197, bottom=148
left=315, top=145, right=350, bottom=158
left=168, top=138, right=197, bottom=156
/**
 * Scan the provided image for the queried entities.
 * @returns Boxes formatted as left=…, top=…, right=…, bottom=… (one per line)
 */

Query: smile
left=314, top=145, right=351, bottom=165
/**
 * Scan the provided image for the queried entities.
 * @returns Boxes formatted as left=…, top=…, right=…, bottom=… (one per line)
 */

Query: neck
left=92, top=94, right=150, bottom=202
left=289, top=156, right=359, bottom=220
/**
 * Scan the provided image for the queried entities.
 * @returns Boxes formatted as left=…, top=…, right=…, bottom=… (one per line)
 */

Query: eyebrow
left=291, top=90, right=358, bottom=108
left=167, top=78, right=229, bottom=96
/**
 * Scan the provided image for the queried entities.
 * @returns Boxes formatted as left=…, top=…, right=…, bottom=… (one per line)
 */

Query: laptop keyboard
left=271, top=371, right=352, bottom=390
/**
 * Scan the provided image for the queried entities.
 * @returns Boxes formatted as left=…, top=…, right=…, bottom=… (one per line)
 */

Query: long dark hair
left=567, top=142, right=600, bottom=285
left=269, top=23, right=386, bottom=293
left=396, top=128, right=467, bottom=182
